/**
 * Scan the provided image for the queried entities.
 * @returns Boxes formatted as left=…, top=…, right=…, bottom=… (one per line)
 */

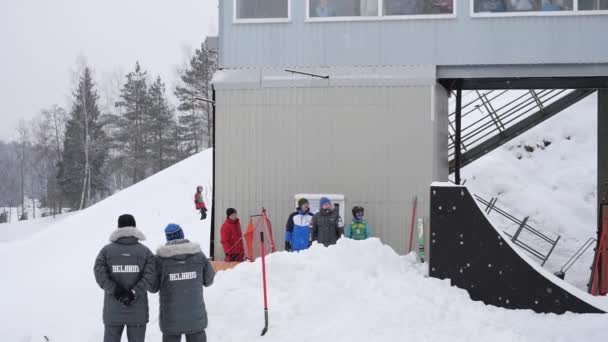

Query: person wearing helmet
left=194, top=186, right=207, bottom=220
left=347, top=206, right=371, bottom=240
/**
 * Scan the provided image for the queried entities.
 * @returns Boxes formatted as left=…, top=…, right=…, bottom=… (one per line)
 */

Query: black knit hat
left=298, top=198, right=309, bottom=208
left=118, top=214, right=136, bottom=228
left=226, top=208, right=237, bottom=218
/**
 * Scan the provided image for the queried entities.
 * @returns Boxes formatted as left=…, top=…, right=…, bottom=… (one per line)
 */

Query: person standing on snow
left=310, top=197, right=344, bottom=247
left=221, top=208, right=245, bottom=262
left=346, top=206, right=371, bottom=240
left=194, top=186, right=207, bottom=220
left=285, top=198, right=314, bottom=252
left=153, top=224, right=215, bottom=342
left=94, top=214, right=156, bottom=342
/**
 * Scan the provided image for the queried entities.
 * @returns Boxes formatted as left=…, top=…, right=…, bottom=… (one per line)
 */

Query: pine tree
left=148, top=76, right=177, bottom=172
left=115, top=62, right=151, bottom=183
left=58, top=67, right=108, bottom=209
left=175, top=41, right=217, bottom=154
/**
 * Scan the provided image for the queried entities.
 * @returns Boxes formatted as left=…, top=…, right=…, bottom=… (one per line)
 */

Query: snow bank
left=0, top=149, right=212, bottom=341
left=195, top=239, right=607, bottom=342
left=4, top=234, right=608, bottom=341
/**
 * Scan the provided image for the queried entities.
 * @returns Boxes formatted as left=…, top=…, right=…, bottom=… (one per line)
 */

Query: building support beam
left=600, top=90, right=608, bottom=216
left=210, top=86, right=217, bottom=260
left=454, top=82, right=463, bottom=185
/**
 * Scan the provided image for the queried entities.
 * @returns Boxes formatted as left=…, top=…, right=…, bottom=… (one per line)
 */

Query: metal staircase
left=448, top=89, right=596, bottom=173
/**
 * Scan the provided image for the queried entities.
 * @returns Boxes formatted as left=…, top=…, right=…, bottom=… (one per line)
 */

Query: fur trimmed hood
left=157, top=239, right=202, bottom=258
left=109, top=227, right=146, bottom=243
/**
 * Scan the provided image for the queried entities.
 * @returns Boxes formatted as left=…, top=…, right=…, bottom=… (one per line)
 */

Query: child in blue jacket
left=285, top=198, right=314, bottom=252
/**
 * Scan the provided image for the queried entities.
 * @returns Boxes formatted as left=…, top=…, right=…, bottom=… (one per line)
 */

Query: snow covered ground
left=0, top=94, right=605, bottom=341
left=463, top=94, right=599, bottom=290
left=0, top=149, right=212, bottom=342
left=0, top=212, right=74, bottom=243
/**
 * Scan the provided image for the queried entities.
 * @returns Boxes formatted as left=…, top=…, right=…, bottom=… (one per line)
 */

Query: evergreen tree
left=148, top=76, right=177, bottom=172
left=175, top=41, right=217, bottom=154
left=58, top=67, right=108, bottom=209
left=115, top=62, right=151, bottom=183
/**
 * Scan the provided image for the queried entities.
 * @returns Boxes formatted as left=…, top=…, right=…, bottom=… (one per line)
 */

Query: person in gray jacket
left=154, top=223, right=215, bottom=342
left=310, top=197, right=344, bottom=247
left=94, top=214, right=156, bottom=342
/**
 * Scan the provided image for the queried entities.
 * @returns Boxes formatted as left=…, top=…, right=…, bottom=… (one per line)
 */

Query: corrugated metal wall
left=219, top=0, right=608, bottom=68
left=215, top=85, right=448, bottom=257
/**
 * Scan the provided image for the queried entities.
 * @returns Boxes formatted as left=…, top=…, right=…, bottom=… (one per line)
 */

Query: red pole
left=408, top=197, right=418, bottom=253
left=260, top=231, right=269, bottom=336
left=591, top=233, right=604, bottom=295
left=591, top=205, right=608, bottom=296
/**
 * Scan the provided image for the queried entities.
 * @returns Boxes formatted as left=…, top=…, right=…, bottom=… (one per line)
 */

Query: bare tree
left=16, top=119, right=29, bottom=220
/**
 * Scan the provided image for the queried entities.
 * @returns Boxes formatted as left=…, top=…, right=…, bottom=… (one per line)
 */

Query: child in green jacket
left=347, top=206, right=371, bottom=240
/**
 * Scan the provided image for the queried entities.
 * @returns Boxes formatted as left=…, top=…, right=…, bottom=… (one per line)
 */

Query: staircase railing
left=475, top=194, right=561, bottom=266
left=448, top=89, right=596, bottom=173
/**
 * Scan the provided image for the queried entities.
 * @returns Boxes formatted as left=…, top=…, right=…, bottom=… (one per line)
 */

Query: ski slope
left=0, top=212, right=74, bottom=243
left=0, top=149, right=212, bottom=341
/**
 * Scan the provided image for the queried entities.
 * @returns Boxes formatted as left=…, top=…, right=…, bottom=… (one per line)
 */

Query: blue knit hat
left=165, top=224, right=185, bottom=241
left=319, top=197, right=331, bottom=207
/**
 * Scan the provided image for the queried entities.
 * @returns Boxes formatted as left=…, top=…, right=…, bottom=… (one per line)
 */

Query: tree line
left=0, top=41, right=216, bottom=221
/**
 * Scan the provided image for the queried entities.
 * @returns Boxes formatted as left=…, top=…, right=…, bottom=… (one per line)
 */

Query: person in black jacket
left=94, top=214, right=156, bottom=342
left=310, top=197, right=344, bottom=247
left=153, top=224, right=215, bottom=342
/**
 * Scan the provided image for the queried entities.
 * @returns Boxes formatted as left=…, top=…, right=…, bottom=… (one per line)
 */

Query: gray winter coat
left=94, top=227, right=156, bottom=325
left=153, top=239, right=215, bottom=335
left=310, top=208, right=344, bottom=247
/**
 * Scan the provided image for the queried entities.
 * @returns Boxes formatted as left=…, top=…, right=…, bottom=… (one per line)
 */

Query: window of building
left=472, top=0, right=608, bottom=15
left=578, top=0, right=608, bottom=10
left=234, top=0, right=290, bottom=22
left=384, top=0, right=454, bottom=16
left=308, top=0, right=377, bottom=18
left=306, top=0, right=455, bottom=19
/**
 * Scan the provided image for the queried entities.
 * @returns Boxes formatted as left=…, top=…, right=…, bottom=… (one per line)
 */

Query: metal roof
left=212, top=65, right=436, bottom=89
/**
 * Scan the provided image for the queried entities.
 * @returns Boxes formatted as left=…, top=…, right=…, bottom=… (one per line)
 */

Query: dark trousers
left=104, top=324, right=146, bottom=342
left=163, top=330, right=206, bottom=342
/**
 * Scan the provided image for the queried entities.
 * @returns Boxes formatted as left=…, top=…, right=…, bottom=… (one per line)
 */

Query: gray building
left=211, top=0, right=608, bottom=259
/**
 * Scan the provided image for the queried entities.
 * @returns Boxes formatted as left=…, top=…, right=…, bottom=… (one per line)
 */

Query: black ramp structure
left=430, top=184, right=606, bottom=314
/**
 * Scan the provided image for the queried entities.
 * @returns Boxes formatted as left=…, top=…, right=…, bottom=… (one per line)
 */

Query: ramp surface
left=430, top=184, right=606, bottom=314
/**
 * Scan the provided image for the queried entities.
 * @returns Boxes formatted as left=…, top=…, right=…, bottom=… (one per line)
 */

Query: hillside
left=464, top=94, right=599, bottom=290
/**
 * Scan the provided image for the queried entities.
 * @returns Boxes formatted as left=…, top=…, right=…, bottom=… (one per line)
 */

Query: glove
left=285, top=241, right=291, bottom=252
left=120, top=290, right=137, bottom=306
left=113, top=285, right=130, bottom=303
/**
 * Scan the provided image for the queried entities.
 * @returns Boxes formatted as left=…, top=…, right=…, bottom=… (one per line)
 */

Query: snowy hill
left=463, top=94, right=599, bottom=290
left=0, top=149, right=212, bottom=341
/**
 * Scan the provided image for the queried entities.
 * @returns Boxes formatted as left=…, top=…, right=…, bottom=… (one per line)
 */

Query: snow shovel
left=260, top=231, right=269, bottom=336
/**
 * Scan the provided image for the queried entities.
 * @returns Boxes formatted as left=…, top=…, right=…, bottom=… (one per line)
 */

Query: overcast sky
left=0, top=0, right=218, bottom=141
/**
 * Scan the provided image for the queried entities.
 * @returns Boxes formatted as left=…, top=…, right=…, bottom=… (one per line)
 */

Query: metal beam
left=455, top=84, right=462, bottom=185
left=210, top=86, right=217, bottom=260
left=449, top=89, right=596, bottom=173
left=439, top=77, right=608, bottom=90
left=437, top=63, right=608, bottom=80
